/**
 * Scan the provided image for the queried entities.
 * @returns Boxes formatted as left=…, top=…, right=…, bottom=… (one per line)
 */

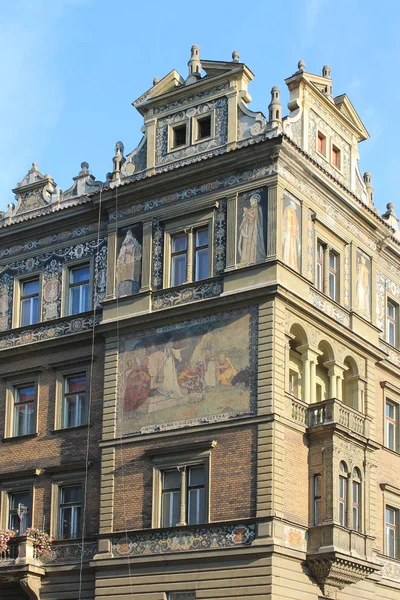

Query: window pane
left=329, top=273, right=336, bottom=299
left=14, top=402, right=35, bottom=436
left=21, top=297, right=39, bottom=326
left=163, top=470, right=181, bottom=490
left=61, top=486, right=82, bottom=504
left=188, top=487, right=205, bottom=524
left=60, top=505, right=81, bottom=538
left=171, top=255, right=187, bottom=286
left=329, top=253, right=336, bottom=270
left=161, top=490, right=180, bottom=527
left=67, top=375, right=86, bottom=394
left=172, top=235, right=187, bottom=253
left=22, top=280, right=39, bottom=296
left=353, top=507, right=359, bottom=530
left=388, top=301, right=396, bottom=318
left=386, top=506, right=396, bottom=525
left=339, top=502, right=345, bottom=526
left=196, top=229, right=208, bottom=247
left=188, top=466, right=204, bottom=487
left=386, top=402, right=395, bottom=419
left=18, top=386, right=35, bottom=403
left=71, top=266, right=90, bottom=284
left=195, top=248, right=208, bottom=281
left=70, top=287, right=81, bottom=314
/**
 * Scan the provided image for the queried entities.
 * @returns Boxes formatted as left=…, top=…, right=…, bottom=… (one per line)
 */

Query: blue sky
left=0, top=0, right=398, bottom=214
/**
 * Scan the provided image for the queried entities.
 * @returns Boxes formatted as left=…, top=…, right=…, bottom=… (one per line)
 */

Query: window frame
left=317, top=131, right=327, bottom=157
left=352, top=468, right=361, bottom=532
left=313, top=474, right=322, bottom=526
left=149, top=441, right=215, bottom=529
left=50, top=470, right=86, bottom=540
left=4, top=375, right=39, bottom=439
left=316, top=240, right=325, bottom=292
left=167, top=593, right=196, bottom=600
left=338, top=461, right=348, bottom=527
left=386, top=297, right=398, bottom=347
left=385, top=400, right=399, bottom=452
left=54, top=365, right=91, bottom=431
left=168, top=119, right=190, bottom=152
left=62, top=259, right=94, bottom=317
left=58, top=483, right=83, bottom=540
left=328, top=249, right=339, bottom=302
left=382, top=382, right=400, bottom=454
left=163, top=212, right=213, bottom=289
left=12, top=272, right=42, bottom=329
left=381, top=483, right=400, bottom=559
left=192, top=112, right=214, bottom=144
left=0, top=472, right=38, bottom=535
left=332, top=144, right=341, bottom=170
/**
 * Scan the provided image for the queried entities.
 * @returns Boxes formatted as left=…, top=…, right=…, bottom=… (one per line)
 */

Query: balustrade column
left=186, top=228, right=194, bottom=283
left=177, top=466, right=187, bottom=526
left=310, top=359, right=317, bottom=404
left=328, top=368, right=337, bottom=399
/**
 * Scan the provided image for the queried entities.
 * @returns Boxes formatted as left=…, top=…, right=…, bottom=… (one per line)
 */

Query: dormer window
left=317, top=131, right=326, bottom=156
left=332, top=145, right=341, bottom=169
left=196, top=115, right=212, bottom=141
left=172, top=124, right=187, bottom=149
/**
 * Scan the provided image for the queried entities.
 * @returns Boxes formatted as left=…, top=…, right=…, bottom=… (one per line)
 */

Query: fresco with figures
left=117, top=308, right=256, bottom=435
left=282, top=192, right=301, bottom=271
left=236, top=187, right=267, bottom=266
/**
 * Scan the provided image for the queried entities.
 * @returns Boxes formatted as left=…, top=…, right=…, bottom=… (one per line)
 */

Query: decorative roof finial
left=186, top=44, right=202, bottom=85
left=232, top=50, right=240, bottom=62
left=153, top=77, right=160, bottom=85
left=298, top=59, right=305, bottom=73
left=80, top=161, right=89, bottom=173
left=112, top=142, right=125, bottom=181
left=363, top=172, right=374, bottom=207
left=268, top=86, right=282, bottom=129
left=322, top=65, right=331, bottom=78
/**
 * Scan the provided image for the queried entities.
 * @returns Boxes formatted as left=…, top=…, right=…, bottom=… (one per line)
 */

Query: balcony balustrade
left=290, top=395, right=368, bottom=437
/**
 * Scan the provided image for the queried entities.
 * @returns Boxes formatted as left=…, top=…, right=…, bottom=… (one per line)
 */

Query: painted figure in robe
left=238, top=193, right=265, bottom=265
left=116, top=229, right=142, bottom=297
left=282, top=198, right=300, bottom=270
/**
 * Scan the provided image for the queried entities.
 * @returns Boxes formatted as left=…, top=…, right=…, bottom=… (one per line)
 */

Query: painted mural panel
left=356, top=249, right=371, bottom=319
left=115, top=224, right=143, bottom=298
left=236, top=188, right=267, bottom=266
left=117, top=308, right=256, bottom=435
left=282, top=192, right=301, bottom=271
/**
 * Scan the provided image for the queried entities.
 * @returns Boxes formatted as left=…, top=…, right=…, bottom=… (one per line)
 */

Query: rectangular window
left=168, top=594, right=196, bottom=600
left=59, top=485, right=82, bottom=539
left=171, top=234, right=187, bottom=287
left=69, top=264, right=90, bottom=315
left=161, top=465, right=205, bottom=528
left=385, top=506, right=398, bottom=558
left=20, top=278, right=40, bottom=326
left=172, top=124, right=187, bottom=149
left=314, top=475, right=322, bottom=525
left=385, top=401, right=398, bottom=452
left=339, top=474, right=347, bottom=527
left=317, top=131, right=326, bottom=156
left=13, top=384, right=36, bottom=437
left=194, top=228, right=209, bottom=281
left=289, top=370, right=298, bottom=397
left=316, top=242, right=324, bottom=291
left=170, top=228, right=209, bottom=287
left=62, top=374, right=88, bottom=429
left=387, top=300, right=397, bottom=347
left=196, top=115, right=212, bottom=140
left=8, top=490, right=31, bottom=534
left=332, top=145, right=341, bottom=169
left=328, top=251, right=338, bottom=301
left=352, top=480, right=360, bottom=531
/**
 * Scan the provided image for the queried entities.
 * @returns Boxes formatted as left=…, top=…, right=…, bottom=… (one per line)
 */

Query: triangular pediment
left=133, top=70, right=185, bottom=108
left=334, top=94, right=369, bottom=140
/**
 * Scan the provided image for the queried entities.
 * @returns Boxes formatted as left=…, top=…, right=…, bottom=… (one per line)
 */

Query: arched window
left=352, top=468, right=361, bottom=531
left=288, top=325, right=307, bottom=400
left=316, top=341, right=334, bottom=402
left=342, top=357, right=360, bottom=410
left=338, top=461, right=348, bottom=526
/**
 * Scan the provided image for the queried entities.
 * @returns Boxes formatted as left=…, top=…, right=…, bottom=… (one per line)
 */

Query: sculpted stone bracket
left=306, top=553, right=379, bottom=598
left=19, top=574, right=42, bottom=600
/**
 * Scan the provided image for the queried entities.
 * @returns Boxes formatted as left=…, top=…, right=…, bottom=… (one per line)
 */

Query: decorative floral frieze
left=109, top=164, right=278, bottom=222
left=379, top=341, right=400, bottom=369
left=41, top=541, right=97, bottom=564
left=0, top=223, right=101, bottom=261
left=0, top=314, right=101, bottom=351
left=155, top=98, right=228, bottom=166
left=307, top=209, right=315, bottom=281
left=153, top=82, right=230, bottom=115
left=151, top=219, right=164, bottom=290
left=112, top=522, right=255, bottom=557
left=152, top=281, right=223, bottom=311
left=309, top=290, right=350, bottom=326
left=214, top=199, right=227, bottom=275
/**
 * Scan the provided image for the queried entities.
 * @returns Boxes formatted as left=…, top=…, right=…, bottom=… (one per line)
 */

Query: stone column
left=145, top=118, right=157, bottom=172
left=105, top=231, right=117, bottom=300
left=176, top=466, right=187, bottom=526
left=186, top=228, right=194, bottom=283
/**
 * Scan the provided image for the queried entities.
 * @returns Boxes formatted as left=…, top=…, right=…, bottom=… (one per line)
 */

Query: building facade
left=0, top=46, right=400, bottom=599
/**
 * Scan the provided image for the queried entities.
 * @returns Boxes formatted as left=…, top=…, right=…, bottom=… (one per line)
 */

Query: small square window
left=172, top=124, right=187, bottom=149
left=196, top=115, right=211, bottom=140
left=332, top=145, right=341, bottom=169
left=317, top=131, right=326, bottom=156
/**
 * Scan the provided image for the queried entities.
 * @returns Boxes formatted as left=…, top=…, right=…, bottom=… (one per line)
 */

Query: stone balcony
left=0, top=536, right=45, bottom=598
left=290, top=396, right=369, bottom=438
